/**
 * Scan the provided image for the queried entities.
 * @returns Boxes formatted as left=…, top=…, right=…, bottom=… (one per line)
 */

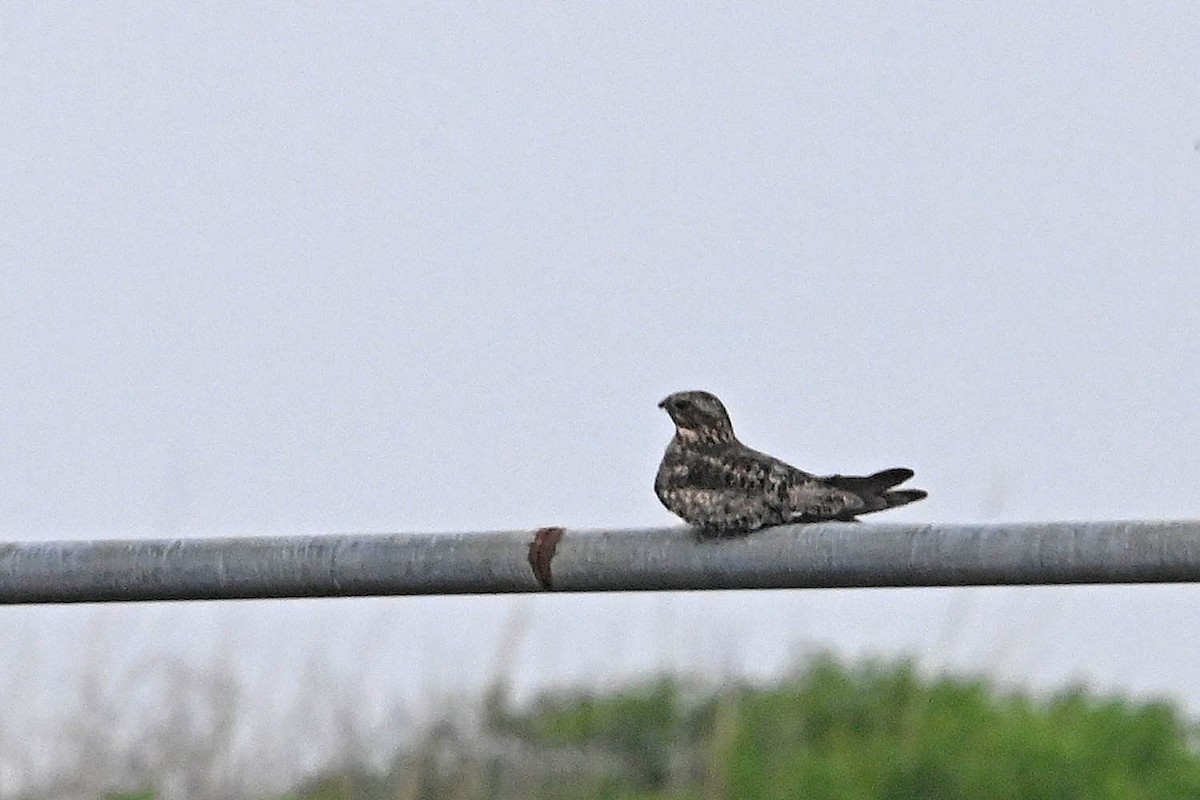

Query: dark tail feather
left=829, top=472, right=927, bottom=520
left=881, top=489, right=927, bottom=509
left=823, top=467, right=914, bottom=494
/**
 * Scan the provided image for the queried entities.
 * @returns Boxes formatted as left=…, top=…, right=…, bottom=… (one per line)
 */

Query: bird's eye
left=675, top=399, right=694, bottom=411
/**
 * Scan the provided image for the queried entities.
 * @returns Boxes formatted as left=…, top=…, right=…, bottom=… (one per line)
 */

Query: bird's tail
left=879, top=488, right=927, bottom=509
left=822, top=467, right=915, bottom=494
left=823, top=467, right=927, bottom=517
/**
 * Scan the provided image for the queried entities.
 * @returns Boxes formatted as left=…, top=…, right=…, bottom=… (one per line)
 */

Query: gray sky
left=3, top=0, right=1200, bottom=784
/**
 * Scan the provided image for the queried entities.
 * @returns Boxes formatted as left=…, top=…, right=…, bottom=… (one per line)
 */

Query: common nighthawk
left=655, top=390, right=926, bottom=533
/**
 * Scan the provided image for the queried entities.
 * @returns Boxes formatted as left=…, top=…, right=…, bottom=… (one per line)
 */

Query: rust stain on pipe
left=528, top=526, right=564, bottom=589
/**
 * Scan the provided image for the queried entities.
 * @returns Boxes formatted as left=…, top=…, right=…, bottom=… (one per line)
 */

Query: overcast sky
left=3, top=0, right=1200, bottom=784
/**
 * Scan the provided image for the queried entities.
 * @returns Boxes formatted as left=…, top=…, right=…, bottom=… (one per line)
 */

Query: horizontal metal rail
left=1, top=520, right=1199, bottom=604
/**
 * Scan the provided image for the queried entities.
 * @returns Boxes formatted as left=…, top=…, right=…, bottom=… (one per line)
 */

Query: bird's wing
left=784, top=478, right=866, bottom=521
left=662, top=443, right=868, bottom=525
left=685, top=444, right=847, bottom=510
left=713, top=445, right=862, bottom=520
left=677, top=443, right=795, bottom=495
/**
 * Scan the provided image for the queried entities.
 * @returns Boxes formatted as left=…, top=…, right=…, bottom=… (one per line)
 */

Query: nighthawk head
left=658, top=390, right=736, bottom=444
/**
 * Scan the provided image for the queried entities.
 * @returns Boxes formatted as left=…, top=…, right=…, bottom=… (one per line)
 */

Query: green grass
left=91, top=655, right=1200, bottom=800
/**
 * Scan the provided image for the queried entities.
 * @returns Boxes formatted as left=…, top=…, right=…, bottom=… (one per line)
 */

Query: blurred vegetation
left=79, top=655, right=1200, bottom=800
left=280, top=655, right=1200, bottom=800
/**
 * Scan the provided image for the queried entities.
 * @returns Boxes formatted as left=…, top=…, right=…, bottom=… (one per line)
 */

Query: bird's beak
left=657, top=397, right=668, bottom=409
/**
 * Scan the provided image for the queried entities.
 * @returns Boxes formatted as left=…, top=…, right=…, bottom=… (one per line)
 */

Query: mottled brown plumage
left=654, top=390, right=926, bottom=533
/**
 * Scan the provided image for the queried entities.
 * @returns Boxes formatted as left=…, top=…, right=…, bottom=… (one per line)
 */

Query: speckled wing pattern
left=655, top=438, right=866, bottom=533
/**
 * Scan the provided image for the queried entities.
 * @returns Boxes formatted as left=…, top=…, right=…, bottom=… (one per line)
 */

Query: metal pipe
left=1, top=520, right=1198, bottom=604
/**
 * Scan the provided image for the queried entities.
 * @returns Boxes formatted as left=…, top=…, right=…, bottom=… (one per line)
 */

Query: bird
left=654, top=390, right=926, bottom=533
